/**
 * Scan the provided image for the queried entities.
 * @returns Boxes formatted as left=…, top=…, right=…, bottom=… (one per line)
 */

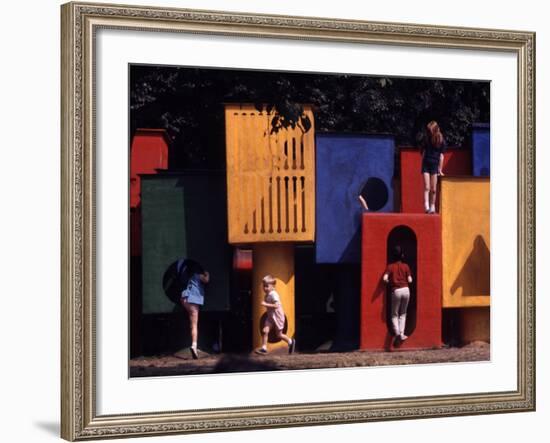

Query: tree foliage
left=130, top=65, right=489, bottom=170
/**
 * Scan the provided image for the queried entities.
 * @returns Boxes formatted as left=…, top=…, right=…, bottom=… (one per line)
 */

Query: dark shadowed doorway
left=386, top=225, right=417, bottom=337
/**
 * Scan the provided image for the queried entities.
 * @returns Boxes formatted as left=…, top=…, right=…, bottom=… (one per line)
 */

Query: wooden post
left=459, top=307, right=490, bottom=344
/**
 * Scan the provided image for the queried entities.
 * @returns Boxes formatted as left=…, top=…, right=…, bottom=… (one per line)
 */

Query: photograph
left=2, top=0, right=546, bottom=441
left=59, top=2, right=535, bottom=440
left=128, top=65, right=491, bottom=377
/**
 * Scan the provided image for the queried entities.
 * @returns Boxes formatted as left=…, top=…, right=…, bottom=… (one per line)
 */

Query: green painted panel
left=141, top=173, right=231, bottom=313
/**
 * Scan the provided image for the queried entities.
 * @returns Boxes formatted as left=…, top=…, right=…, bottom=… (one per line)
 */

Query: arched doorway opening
left=386, top=226, right=417, bottom=338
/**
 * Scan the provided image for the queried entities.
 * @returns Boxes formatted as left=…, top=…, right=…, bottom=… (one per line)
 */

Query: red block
left=130, top=129, right=169, bottom=256
left=399, top=147, right=471, bottom=213
left=233, top=248, right=253, bottom=271
left=360, top=213, right=442, bottom=350
left=130, top=129, right=169, bottom=208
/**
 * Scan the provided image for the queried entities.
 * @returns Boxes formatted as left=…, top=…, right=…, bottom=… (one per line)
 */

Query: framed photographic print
left=61, top=1, right=535, bottom=440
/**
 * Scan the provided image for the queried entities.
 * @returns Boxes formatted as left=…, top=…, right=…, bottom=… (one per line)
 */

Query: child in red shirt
left=383, top=246, right=413, bottom=343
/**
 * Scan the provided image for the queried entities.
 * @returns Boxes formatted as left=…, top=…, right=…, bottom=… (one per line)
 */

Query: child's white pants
left=391, top=287, right=410, bottom=336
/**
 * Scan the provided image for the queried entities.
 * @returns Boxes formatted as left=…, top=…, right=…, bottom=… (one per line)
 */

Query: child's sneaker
left=255, top=348, right=268, bottom=355
left=289, top=339, right=296, bottom=354
left=190, top=347, right=199, bottom=360
left=400, top=334, right=408, bottom=341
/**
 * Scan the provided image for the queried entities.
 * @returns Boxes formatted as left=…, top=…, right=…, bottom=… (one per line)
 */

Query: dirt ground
left=130, top=341, right=490, bottom=377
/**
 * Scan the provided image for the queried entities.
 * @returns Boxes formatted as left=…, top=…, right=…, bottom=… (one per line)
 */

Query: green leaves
left=300, top=115, right=312, bottom=133
left=130, top=66, right=489, bottom=170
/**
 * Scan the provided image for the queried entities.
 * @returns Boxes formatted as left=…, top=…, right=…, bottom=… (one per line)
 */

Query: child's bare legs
left=423, top=172, right=430, bottom=212
left=429, top=174, right=438, bottom=213
left=260, top=325, right=270, bottom=350
left=182, top=300, right=199, bottom=350
left=257, top=327, right=295, bottom=354
left=276, top=330, right=296, bottom=354
left=275, top=330, right=292, bottom=346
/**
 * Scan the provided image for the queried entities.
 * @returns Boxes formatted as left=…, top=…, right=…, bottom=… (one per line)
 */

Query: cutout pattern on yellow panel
left=225, top=104, right=315, bottom=244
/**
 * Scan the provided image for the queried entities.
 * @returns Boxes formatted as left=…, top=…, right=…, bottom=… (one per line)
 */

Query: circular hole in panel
left=360, top=177, right=389, bottom=211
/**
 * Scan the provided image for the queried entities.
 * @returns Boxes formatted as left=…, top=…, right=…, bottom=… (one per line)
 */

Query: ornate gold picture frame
left=61, top=1, right=535, bottom=440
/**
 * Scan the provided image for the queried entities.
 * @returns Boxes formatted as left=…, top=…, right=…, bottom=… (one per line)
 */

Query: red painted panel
left=360, top=213, right=442, bottom=350
left=399, top=147, right=471, bottom=213
left=130, top=129, right=169, bottom=256
left=130, top=129, right=169, bottom=208
left=233, top=248, right=253, bottom=271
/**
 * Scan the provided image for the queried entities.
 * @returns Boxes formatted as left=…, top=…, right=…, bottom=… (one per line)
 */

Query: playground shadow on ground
left=212, top=354, right=279, bottom=373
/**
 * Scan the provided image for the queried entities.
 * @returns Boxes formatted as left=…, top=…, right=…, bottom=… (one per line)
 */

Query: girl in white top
left=255, top=275, right=296, bottom=354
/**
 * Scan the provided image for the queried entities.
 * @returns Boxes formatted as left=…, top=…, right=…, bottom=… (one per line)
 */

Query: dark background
left=131, top=65, right=490, bottom=171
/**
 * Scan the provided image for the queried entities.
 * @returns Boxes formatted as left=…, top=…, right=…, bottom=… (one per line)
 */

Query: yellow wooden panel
left=225, top=103, right=315, bottom=244
left=441, top=177, right=490, bottom=307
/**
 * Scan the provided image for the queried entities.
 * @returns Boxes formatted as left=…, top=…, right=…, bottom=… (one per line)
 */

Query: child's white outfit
left=264, top=290, right=285, bottom=331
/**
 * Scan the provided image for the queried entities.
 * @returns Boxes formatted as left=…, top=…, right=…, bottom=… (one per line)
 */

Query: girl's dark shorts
left=421, top=158, right=439, bottom=175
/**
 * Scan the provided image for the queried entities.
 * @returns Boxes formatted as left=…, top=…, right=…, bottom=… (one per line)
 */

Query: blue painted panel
left=472, top=123, right=490, bottom=177
left=316, top=133, right=395, bottom=264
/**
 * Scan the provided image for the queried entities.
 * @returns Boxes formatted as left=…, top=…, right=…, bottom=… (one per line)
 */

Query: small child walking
left=255, top=275, right=296, bottom=355
left=383, top=246, right=413, bottom=345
